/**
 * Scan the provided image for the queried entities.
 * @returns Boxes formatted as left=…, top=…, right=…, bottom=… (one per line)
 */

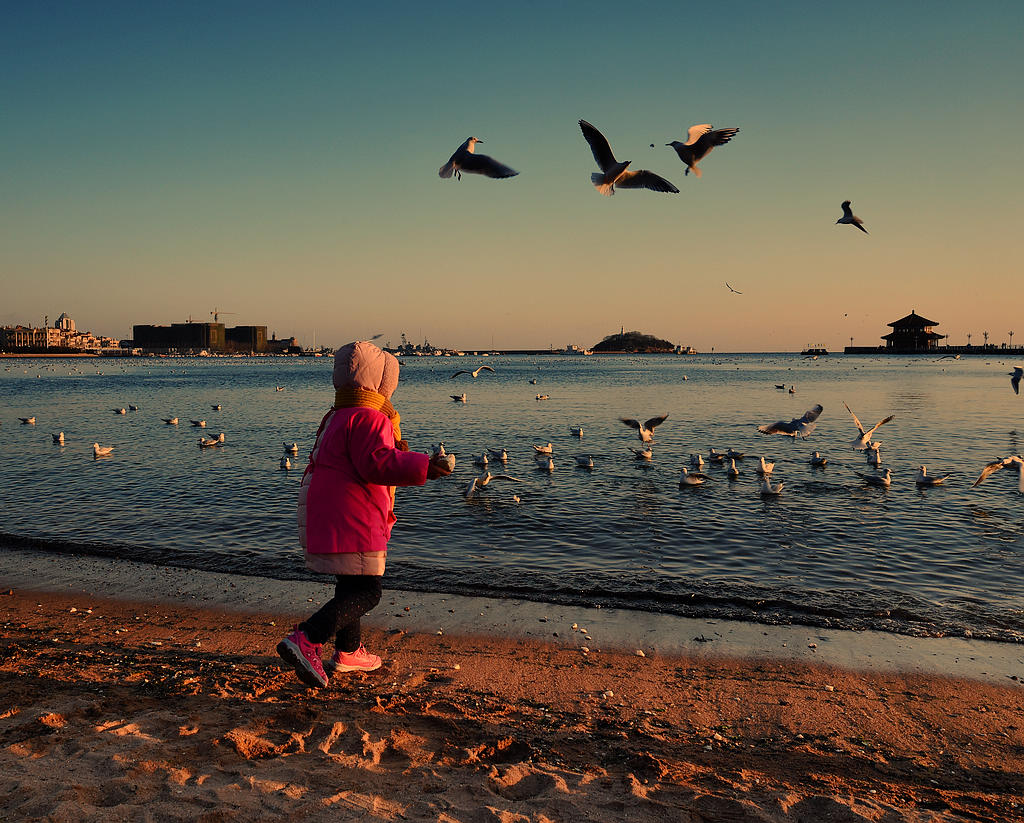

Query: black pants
left=300, top=575, right=382, bottom=652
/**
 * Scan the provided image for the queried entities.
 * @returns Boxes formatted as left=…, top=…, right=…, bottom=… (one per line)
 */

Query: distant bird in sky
left=916, top=466, right=950, bottom=486
left=579, top=119, right=679, bottom=196
left=450, top=365, right=494, bottom=379
left=439, top=137, right=518, bottom=181
left=836, top=200, right=868, bottom=234
left=758, top=404, right=823, bottom=438
left=843, top=402, right=895, bottom=449
left=666, top=125, right=740, bottom=178
left=451, top=393, right=467, bottom=402
left=1010, top=367, right=1022, bottom=395
left=620, top=413, right=669, bottom=443
left=972, top=455, right=1024, bottom=493
left=725, top=282, right=742, bottom=294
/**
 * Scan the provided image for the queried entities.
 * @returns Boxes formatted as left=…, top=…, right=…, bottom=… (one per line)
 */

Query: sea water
left=1, top=353, right=1022, bottom=642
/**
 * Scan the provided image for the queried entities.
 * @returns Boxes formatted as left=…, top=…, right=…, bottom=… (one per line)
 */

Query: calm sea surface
left=2, top=353, right=1022, bottom=642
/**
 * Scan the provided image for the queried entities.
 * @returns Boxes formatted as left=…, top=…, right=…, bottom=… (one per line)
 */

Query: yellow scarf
left=332, top=387, right=404, bottom=513
left=333, top=387, right=402, bottom=443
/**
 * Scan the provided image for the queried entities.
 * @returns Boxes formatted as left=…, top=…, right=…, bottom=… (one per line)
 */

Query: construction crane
left=210, top=308, right=237, bottom=322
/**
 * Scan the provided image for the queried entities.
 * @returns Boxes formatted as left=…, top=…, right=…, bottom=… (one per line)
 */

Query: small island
left=591, top=330, right=676, bottom=353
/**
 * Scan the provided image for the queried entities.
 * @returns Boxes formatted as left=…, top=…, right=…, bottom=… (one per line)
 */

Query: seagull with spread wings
left=843, top=402, right=895, bottom=450
left=726, top=282, right=743, bottom=294
left=758, top=404, right=824, bottom=438
left=666, top=124, right=740, bottom=178
left=439, top=137, right=518, bottom=181
left=579, top=120, right=678, bottom=196
left=836, top=200, right=868, bottom=234
left=465, top=471, right=522, bottom=499
left=620, top=413, right=669, bottom=443
left=450, top=365, right=495, bottom=379
left=973, top=456, right=1024, bottom=493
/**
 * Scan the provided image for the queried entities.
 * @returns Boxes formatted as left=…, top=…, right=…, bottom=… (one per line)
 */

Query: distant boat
left=564, top=344, right=593, bottom=356
left=801, top=345, right=829, bottom=356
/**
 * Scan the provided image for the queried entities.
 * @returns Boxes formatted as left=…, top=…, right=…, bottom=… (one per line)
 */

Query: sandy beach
left=2, top=551, right=1022, bottom=822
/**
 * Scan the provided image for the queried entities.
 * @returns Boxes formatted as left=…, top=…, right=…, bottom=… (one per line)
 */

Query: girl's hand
left=427, top=454, right=454, bottom=479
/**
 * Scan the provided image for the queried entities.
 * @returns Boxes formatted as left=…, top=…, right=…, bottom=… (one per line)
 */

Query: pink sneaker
left=276, top=626, right=328, bottom=687
left=325, top=644, right=382, bottom=674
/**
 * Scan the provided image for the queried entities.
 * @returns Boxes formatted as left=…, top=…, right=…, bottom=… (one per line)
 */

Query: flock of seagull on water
left=439, top=120, right=871, bottom=238
left=436, top=363, right=1024, bottom=500
left=7, top=361, right=1022, bottom=496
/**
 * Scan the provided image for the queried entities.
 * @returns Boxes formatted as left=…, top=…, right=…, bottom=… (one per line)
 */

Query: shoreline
left=2, top=547, right=1022, bottom=684
left=1, top=550, right=1022, bottom=821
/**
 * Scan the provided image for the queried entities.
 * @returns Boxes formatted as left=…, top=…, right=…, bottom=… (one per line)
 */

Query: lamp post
left=967, top=333, right=972, bottom=347
left=1010, top=331, right=1015, bottom=349
left=983, top=331, right=989, bottom=348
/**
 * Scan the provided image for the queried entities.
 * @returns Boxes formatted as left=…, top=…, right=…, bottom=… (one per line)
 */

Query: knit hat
left=332, top=341, right=400, bottom=399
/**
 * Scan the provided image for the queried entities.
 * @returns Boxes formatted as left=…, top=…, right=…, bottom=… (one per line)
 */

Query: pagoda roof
left=887, top=310, right=939, bottom=328
left=882, top=330, right=945, bottom=341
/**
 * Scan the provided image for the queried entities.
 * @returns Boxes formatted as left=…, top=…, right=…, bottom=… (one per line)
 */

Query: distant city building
left=1, top=314, right=121, bottom=352
left=225, top=325, right=268, bottom=353
left=131, top=321, right=270, bottom=353
left=881, top=310, right=945, bottom=351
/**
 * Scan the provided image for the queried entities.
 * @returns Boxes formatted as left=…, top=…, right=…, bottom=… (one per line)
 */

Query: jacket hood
left=332, top=341, right=399, bottom=399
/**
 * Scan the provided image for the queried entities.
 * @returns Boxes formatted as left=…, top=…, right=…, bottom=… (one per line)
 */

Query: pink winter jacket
left=298, top=407, right=429, bottom=560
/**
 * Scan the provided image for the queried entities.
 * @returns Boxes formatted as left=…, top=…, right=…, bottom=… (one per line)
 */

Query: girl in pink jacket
left=277, top=341, right=451, bottom=688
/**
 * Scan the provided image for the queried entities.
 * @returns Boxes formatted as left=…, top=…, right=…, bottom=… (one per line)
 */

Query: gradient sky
left=3, top=1, right=1022, bottom=352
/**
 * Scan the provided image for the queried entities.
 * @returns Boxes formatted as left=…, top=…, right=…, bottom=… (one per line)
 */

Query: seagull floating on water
left=212, top=404, right=222, bottom=411
left=916, top=466, right=950, bottom=486
left=1010, top=367, right=1022, bottom=395
left=190, top=420, right=206, bottom=428
left=280, top=457, right=292, bottom=470
left=129, top=404, right=139, bottom=411
left=856, top=467, right=892, bottom=487
left=285, top=443, right=299, bottom=454
left=92, top=443, right=114, bottom=458
left=19, top=417, right=36, bottom=425
left=678, top=467, right=709, bottom=486
left=758, top=404, right=823, bottom=438
left=162, top=417, right=179, bottom=425
left=844, top=402, right=895, bottom=450
left=113, top=408, right=126, bottom=415
left=439, top=137, right=519, bottom=181
left=198, top=436, right=220, bottom=448
left=52, top=432, right=65, bottom=445
left=488, top=448, right=509, bottom=463
left=759, top=476, right=784, bottom=496
left=533, top=443, right=553, bottom=454
left=620, top=414, right=668, bottom=443
left=836, top=200, right=868, bottom=234
left=666, top=124, right=740, bottom=178
left=727, top=459, right=740, bottom=478
left=472, top=452, right=489, bottom=467
left=972, top=456, right=1024, bottom=493
left=535, top=394, right=550, bottom=400
left=690, top=453, right=705, bottom=469
left=810, top=451, right=828, bottom=467
left=575, top=455, right=595, bottom=470
left=580, top=119, right=678, bottom=196
left=569, top=425, right=583, bottom=437
left=451, top=393, right=467, bottom=403
left=756, top=457, right=774, bottom=476
left=630, top=446, right=654, bottom=461
left=450, top=365, right=495, bottom=379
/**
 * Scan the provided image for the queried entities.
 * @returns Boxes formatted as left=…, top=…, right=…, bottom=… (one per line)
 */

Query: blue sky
left=3, top=1, right=1022, bottom=350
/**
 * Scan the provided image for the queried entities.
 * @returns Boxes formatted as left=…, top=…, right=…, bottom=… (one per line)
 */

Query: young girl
left=276, top=341, right=451, bottom=688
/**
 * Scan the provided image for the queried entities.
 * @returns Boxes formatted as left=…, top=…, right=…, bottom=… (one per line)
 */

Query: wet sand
left=1, top=549, right=1022, bottom=821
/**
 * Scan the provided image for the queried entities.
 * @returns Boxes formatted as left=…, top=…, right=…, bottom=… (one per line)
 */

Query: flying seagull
left=726, top=282, right=743, bottom=294
left=450, top=365, right=495, bottom=379
left=843, top=402, right=895, bottom=449
left=758, top=404, right=824, bottom=438
left=579, top=119, right=678, bottom=196
left=465, top=471, right=522, bottom=499
left=666, top=124, right=740, bottom=178
left=973, top=455, right=1024, bottom=493
left=836, top=200, right=868, bottom=234
left=620, top=413, right=669, bottom=443
left=1010, top=367, right=1022, bottom=395
left=439, top=137, right=518, bottom=181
